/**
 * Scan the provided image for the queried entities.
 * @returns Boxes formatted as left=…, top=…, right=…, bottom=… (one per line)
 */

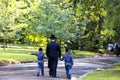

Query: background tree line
left=0, top=0, right=120, bottom=51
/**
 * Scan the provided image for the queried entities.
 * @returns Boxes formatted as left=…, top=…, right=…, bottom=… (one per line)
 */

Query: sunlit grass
left=0, top=53, right=37, bottom=62
left=111, top=63, right=120, bottom=70
left=0, top=48, right=37, bottom=54
left=78, top=63, right=120, bottom=80
left=0, top=48, right=37, bottom=63
left=0, top=47, right=96, bottom=65
left=72, top=50, right=95, bottom=57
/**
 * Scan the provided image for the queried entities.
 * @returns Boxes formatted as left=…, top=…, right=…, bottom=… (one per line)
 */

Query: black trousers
left=116, top=50, right=120, bottom=57
left=48, top=57, right=58, bottom=77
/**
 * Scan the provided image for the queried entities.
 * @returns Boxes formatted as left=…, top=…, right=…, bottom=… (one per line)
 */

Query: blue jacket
left=32, top=52, right=45, bottom=63
left=61, top=53, right=73, bottom=66
left=46, top=41, right=61, bottom=58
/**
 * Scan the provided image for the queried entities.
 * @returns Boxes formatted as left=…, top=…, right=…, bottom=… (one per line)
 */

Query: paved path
left=0, top=56, right=120, bottom=80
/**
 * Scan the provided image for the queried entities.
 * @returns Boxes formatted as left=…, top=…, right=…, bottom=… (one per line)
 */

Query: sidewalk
left=0, top=56, right=120, bottom=80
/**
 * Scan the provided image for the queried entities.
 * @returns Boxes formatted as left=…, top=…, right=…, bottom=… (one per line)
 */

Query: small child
left=31, top=48, right=45, bottom=76
left=60, top=48, right=73, bottom=79
left=107, top=44, right=114, bottom=56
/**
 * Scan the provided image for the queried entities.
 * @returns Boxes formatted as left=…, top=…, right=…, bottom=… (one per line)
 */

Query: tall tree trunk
left=3, top=38, right=6, bottom=51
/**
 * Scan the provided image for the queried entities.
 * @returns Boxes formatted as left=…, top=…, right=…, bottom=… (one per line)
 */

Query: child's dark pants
left=38, top=62, right=44, bottom=76
left=65, top=65, right=72, bottom=78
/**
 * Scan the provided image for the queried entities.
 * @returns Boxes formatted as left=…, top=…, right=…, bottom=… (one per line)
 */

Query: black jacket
left=46, top=41, right=61, bottom=58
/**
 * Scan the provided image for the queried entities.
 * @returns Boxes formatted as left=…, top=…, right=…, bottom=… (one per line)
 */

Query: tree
left=29, top=0, right=86, bottom=46
left=61, top=0, right=106, bottom=51
left=104, top=0, right=120, bottom=41
left=0, top=0, right=32, bottom=49
left=0, top=0, right=17, bottom=50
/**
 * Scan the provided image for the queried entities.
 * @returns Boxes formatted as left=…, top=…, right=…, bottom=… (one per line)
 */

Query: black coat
left=46, top=41, right=61, bottom=58
left=46, top=41, right=61, bottom=69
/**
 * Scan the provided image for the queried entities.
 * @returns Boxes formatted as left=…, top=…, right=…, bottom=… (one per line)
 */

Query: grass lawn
left=0, top=48, right=38, bottom=64
left=0, top=47, right=96, bottom=66
left=78, top=63, right=120, bottom=80
left=72, top=50, right=95, bottom=57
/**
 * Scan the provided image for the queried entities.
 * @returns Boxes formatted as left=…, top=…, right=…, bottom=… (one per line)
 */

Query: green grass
left=72, top=50, right=95, bottom=57
left=78, top=63, right=120, bottom=80
left=0, top=47, right=96, bottom=65
left=0, top=48, right=38, bottom=63
left=111, top=63, right=120, bottom=70
left=0, top=48, right=37, bottom=54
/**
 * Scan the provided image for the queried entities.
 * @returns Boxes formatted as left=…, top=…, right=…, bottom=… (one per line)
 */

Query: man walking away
left=46, top=34, right=61, bottom=77
left=115, top=39, right=120, bottom=57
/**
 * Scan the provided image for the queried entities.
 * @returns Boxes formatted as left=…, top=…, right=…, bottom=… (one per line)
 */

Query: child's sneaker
left=37, top=73, right=40, bottom=76
left=68, top=75, right=71, bottom=79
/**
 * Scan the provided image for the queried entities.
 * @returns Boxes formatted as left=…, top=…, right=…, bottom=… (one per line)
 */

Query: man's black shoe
left=50, top=75, right=56, bottom=78
left=42, top=73, right=44, bottom=76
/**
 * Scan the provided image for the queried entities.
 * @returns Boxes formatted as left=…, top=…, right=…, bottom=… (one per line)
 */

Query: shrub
left=0, top=58, right=18, bottom=66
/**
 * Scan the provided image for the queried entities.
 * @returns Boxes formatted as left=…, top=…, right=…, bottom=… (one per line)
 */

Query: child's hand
left=59, top=58, right=63, bottom=61
left=59, top=58, right=61, bottom=60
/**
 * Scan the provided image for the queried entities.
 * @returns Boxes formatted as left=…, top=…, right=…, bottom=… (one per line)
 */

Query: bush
left=0, top=58, right=17, bottom=66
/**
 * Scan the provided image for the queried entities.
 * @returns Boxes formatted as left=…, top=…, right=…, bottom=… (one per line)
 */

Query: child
left=31, top=48, right=45, bottom=76
left=107, top=44, right=114, bottom=56
left=60, top=48, right=73, bottom=79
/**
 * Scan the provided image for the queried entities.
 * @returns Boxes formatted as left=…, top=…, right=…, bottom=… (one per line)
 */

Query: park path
left=0, top=56, right=120, bottom=80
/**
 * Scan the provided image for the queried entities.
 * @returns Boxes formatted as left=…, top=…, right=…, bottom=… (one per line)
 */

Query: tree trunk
left=3, top=38, right=6, bottom=51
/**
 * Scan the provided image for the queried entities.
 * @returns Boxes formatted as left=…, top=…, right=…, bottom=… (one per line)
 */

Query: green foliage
left=104, top=0, right=120, bottom=42
left=105, top=0, right=120, bottom=28
left=34, top=0, right=82, bottom=42
left=0, top=0, right=119, bottom=51
left=0, top=0, right=16, bottom=49
left=59, top=0, right=105, bottom=50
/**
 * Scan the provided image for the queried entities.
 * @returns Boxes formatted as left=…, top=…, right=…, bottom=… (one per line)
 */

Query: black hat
left=50, top=34, right=56, bottom=39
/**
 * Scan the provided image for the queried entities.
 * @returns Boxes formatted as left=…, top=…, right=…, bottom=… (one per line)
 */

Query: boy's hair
left=65, top=48, right=69, bottom=52
left=39, top=48, right=43, bottom=51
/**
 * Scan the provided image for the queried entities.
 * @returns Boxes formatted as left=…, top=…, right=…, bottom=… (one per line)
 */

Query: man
left=46, top=34, right=61, bottom=77
left=115, top=39, right=120, bottom=57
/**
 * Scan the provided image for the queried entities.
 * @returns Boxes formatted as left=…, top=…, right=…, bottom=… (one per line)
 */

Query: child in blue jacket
left=31, top=48, right=45, bottom=76
left=60, top=48, right=73, bottom=79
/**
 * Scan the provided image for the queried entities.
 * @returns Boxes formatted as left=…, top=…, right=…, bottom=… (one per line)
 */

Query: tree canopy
left=0, top=0, right=119, bottom=51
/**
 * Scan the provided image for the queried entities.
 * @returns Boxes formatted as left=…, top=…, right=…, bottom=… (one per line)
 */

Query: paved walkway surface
left=0, top=56, right=120, bottom=80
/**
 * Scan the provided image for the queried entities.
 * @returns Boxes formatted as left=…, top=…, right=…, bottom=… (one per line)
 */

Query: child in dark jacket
left=31, top=48, right=45, bottom=76
left=60, top=48, right=73, bottom=79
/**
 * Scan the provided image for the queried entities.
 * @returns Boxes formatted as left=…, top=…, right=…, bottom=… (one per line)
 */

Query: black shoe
left=51, top=75, right=56, bottom=78
left=68, top=75, right=71, bottom=79
left=37, top=73, right=39, bottom=76
left=50, top=75, right=52, bottom=77
left=53, top=76, right=56, bottom=78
